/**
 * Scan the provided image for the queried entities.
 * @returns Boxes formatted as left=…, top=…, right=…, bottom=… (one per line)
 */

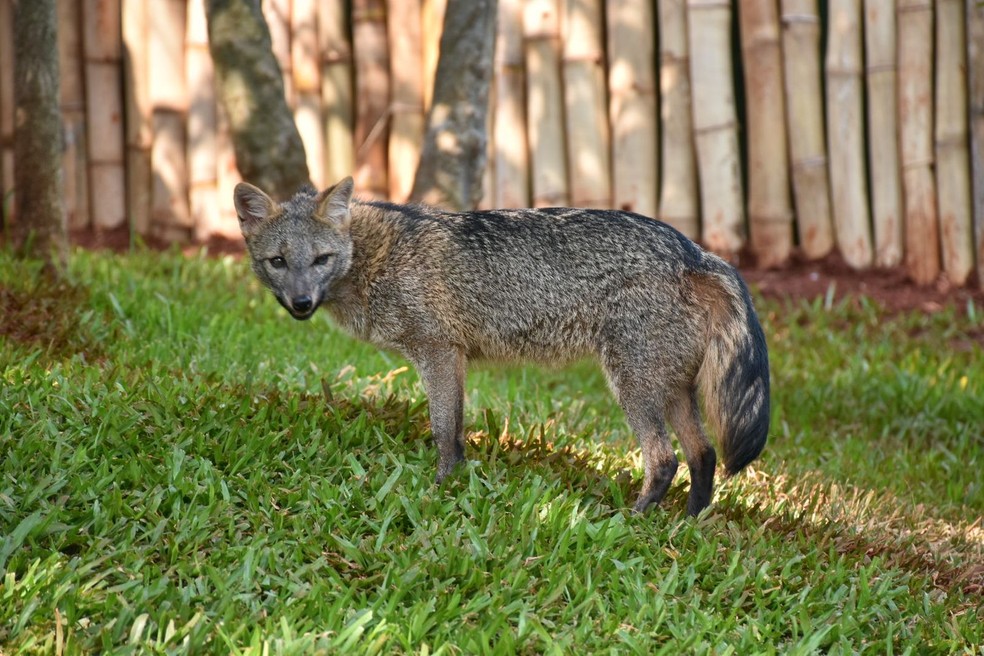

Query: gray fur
left=235, top=177, right=771, bottom=516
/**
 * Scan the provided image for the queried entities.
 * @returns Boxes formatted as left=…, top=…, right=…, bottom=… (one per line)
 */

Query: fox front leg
left=412, top=345, right=467, bottom=482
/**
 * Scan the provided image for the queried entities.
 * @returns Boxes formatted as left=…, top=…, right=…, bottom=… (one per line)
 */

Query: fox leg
left=412, top=345, right=466, bottom=482
left=605, top=365, right=679, bottom=512
left=668, top=388, right=717, bottom=516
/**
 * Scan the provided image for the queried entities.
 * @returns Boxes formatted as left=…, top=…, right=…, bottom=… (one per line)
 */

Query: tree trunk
left=205, top=0, right=309, bottom=200
left=13, top=0, right=66, bottom=270
left=410, top=0, right=497, bottom=210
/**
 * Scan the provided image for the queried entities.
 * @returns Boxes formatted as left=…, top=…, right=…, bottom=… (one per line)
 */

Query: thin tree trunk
left=562, top=0, right=610, bottom=208
left=969, top=0, right=984, bottom=287
left=739, top=0, right=793, bottom=267
left=864, top=0, right=903, bottom=267
left=411, top=0, right=497, bottom=209
left=13, top=0, right=66, bottom=269
left=825, top=0, right=873, bottom=269
left=493, top=0, right=530, bottom=208
left=935, top=0, right=973, bottom=285
left=608, top=0, right=657, bottom=217
left=318, top=0, right=354, bottom=186
left=898, top=0, right=938, bottom=284
left=658, top=0, right=699, bottom=240
left=205, top=0, right=310, bottom=200
left=781, top=0, right=833, bottom=259
left=57, top=0, right=89, bottom=231
left=688, top=0, right=743, bottom=256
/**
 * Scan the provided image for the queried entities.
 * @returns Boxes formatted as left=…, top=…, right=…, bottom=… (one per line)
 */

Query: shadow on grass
left=0, top=270, right=110, bottom=361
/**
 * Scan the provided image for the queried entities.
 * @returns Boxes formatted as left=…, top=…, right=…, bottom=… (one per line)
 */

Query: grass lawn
left=1, top=248, right=981, bottom=654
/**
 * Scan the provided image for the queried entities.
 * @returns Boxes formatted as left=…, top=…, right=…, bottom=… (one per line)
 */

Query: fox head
left=234, top=177, right=355, bottom=320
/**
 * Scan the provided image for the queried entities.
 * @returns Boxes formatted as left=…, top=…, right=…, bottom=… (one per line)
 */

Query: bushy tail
left=695, top=266, right=770, bottom=476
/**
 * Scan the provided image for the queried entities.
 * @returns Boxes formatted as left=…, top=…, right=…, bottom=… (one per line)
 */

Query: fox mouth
left=288, top=308, right=317, bottom=320
left=278, top=296, right=320, bottom=320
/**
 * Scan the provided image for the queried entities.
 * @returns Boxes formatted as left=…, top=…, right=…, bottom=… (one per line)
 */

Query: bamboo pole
left=263, top=0, right=294, bottom=106
left=825, top=0, right=873, bottom=269
left=970, top=0, right=984, bottom=287
left=658, top=0, right=699, bottom=240
left=57, top=0, right=90, bottom=231
left=292, top=0, right=325, bottom=189
left=148, top=0, right=190, bottom=241
left=780, top=0, right=833, bottom=259
left=525, top=0, right=568, bottom=207
left=82, top=0, right=127, bottom=230
left=493, top=0, right=530, bottom=208
left=607, top=0, right=657, bottom=217
left=0, top=0, right=13, bottom=225
left=122, top=0, right=152, bottom=236
left=421, top=0, right=447, bottom=112
left=186, top=0, right=222, bottom=240
left=562, top=0, right=610, bottom=208
left=687, top=0, right=742, bottom=256
left=935, top=0, right=973, bottom=286
left=318, top=0, right=355, bottom=186
left=739, top=0, right=793, bottom=267
left=386, top=0, right=424, bottom=202
left=898, top=0, right=939, bottom=284
left=864, top=0, right=904, bottom=267
left=215, top=102, right=243, bottom=232
left=352, top=0, right=390, bottom=198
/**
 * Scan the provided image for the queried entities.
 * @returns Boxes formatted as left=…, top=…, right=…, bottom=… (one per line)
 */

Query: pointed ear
left=314, top=176, right=354, bottom=229
left=234, top=182, right=278, bottom=237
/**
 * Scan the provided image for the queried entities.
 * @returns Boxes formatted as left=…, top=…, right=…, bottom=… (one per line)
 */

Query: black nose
left=292, top=295, right=313, bottom=313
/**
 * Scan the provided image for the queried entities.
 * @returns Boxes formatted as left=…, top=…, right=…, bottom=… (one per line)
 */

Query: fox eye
left=312, top=253, right=332, bottom=266
left=268, top=256, right=287, bottom=270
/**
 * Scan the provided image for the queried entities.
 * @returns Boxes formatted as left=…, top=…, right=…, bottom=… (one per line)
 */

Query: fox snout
left=281, top=293, right=319, bottom=320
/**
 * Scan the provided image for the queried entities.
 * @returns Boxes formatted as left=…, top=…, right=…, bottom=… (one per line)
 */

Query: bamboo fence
left=781, top=0, right=833, bottom=260
left=0, top=0, right=981, bottom=286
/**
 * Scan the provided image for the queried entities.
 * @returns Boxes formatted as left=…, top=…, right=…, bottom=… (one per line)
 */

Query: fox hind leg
left=606, top=370, right=679, bottom=513
left=669, top=387, right=717, bottom=516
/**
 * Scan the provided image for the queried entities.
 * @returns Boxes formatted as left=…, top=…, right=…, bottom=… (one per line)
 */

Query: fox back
left=234, top=177, right=770, bottom=516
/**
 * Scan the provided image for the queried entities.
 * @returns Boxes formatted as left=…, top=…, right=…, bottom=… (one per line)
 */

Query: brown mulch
left=69, top=226, right=984, bottom=316
left=741, top=251, right=984, bottom=316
